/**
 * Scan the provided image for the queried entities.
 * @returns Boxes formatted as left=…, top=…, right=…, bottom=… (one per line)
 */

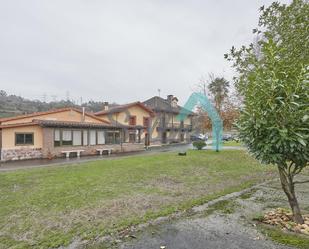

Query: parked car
left=199, top=134, right=209, bottom=141
left=190, top=134, right=203, bottom=141
left=222, top=134, right=233, bottom=141
left=190, top=134, right=208, bottom=142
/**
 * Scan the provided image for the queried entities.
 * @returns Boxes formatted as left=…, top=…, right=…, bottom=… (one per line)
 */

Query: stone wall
left=121, top=143, right=145, bottom=152
left=1, top=148, right=42, bottom=161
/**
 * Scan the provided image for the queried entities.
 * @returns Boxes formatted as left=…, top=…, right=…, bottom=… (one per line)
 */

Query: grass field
left=222, top=140, right=244, bottom=147
left=0, top=150, right=276, bottom=248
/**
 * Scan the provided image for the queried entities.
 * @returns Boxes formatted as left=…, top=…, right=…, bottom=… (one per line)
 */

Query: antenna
left=158, top=89, right=161, bottom=97
left=51, top=95, right=57, bottom=102
left=66, top=91, right=70, bottom=102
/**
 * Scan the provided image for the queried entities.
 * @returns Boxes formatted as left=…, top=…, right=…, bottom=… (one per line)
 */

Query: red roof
left=0, top=121, right=39, bottom=129
left=0, top=107, right=110, bottom=124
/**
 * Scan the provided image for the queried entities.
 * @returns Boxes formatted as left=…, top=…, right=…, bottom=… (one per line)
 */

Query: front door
left=180, top=133, right=185, bottom=142
left=162, top=132, right=167, bottom=144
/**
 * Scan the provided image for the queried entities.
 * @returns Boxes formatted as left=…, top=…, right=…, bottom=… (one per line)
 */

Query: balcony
left=157, top=123, right=192, bottom=132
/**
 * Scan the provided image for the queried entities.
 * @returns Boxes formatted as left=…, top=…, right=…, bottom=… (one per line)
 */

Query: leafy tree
left=195, top=73, right=230, bottom=113
left=208, top=76, right=230, bottom=113
left=226, top=0, right=309, bottom=224
left=0, top=90, right=7, bottom=97
left=194, top=74, right=233, bottom=132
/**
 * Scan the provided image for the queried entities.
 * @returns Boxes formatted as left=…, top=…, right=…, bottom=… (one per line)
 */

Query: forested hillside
left=0, top=90, right=112, bottom=118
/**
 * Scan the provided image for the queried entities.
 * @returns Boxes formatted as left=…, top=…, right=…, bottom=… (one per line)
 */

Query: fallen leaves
left=261, top=208, right=309, bottom=236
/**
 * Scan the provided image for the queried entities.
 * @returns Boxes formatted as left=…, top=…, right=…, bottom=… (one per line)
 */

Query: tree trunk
left=278, top=166, right=304, bottom=224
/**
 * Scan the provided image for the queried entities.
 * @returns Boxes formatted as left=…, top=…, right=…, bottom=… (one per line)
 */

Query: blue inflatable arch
left=177, top=92, right=223, bottom=151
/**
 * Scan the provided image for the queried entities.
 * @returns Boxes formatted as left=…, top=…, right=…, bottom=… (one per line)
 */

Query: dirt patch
left=147, top=176, right=185, bottom=193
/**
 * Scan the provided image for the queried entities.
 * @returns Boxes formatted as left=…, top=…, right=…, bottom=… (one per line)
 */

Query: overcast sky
left=0, top=0, right=288, bottom=105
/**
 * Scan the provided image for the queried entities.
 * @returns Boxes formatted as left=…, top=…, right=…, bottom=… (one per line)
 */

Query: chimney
left=82, top=107, right=85, bottom=122
left=167, top=95, right=173, bottom=103
left=103, top=102, right=109, bottom=111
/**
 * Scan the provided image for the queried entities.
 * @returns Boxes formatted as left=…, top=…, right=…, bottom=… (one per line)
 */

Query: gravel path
left=120, top=215, right=292, bottom=249
left=117, top=179, right=309, bottom=249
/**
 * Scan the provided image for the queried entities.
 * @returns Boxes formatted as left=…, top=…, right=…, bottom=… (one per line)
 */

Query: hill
left=0, top=90, right=112, bottom=118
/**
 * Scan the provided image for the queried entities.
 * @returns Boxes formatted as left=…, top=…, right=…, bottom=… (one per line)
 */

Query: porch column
left=138, top=129, right=141, bottom=143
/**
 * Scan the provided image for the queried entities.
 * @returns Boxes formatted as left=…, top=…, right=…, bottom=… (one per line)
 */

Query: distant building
left=143, top=95, right=194, bottom=145
left=95, top=102, right=155, bottom=146
left=0, top=95, right=195, bottom=162
left=0, top=108, right=144, bottom=162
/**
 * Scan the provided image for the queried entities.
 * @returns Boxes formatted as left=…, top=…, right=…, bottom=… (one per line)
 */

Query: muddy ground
left=97, top=177, right=309, bottom=249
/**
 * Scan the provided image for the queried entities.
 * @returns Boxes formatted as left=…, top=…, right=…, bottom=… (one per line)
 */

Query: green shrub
left=193, top=141, right=206, bottom=150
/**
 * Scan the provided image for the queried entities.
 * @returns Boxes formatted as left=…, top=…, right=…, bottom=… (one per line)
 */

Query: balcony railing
left=158, top=123, right=192, bottom=131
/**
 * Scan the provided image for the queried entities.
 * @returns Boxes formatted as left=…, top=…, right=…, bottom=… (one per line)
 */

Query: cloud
left=0, top=0, right=288, bottom=104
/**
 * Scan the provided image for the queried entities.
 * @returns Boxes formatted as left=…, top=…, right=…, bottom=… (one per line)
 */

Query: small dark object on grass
left=178, top=152, right=187, bottom=156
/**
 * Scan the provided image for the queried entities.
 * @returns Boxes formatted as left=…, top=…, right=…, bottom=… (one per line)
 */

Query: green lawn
left=0, top=150, right=276, bottom=248
left=259, top=224, right=309, bottom=249
left=222, top=140, right=244, bottom=147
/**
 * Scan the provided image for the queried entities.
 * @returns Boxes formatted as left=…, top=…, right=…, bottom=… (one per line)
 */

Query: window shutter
left=97, top=131, right=105, bottom=144
left=73, top=131, right=82, bottom=146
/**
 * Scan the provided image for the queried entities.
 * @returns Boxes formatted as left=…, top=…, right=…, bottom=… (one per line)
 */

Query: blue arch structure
left=177, top=92, right=223, bottom=151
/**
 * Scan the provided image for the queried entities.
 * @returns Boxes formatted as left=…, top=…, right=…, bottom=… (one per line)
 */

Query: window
left=54, top=129, right=61, bottom=147
left=115, top=132, right=120, bottom=144
left=129, top=132, right=136, bottom=143
left=89, top=130, right=96, bottom=145
left=129, top=116, right=136, bottom=126
left=106, top=132, right=114, bottom=144
left=73, top=130, right=82, bottom=146
left=106, top=131, right=120, bottom=144
left=97, top=131, right=105, bottom=145
left=15, top=133, right=34, bottom=145
left=83, top=130, right=88, bottom=146
left=143, top=117, right=150, bottom=127
left=62, top=130, right=72, bottom=146
left=52, top=129, right=115, bottom=147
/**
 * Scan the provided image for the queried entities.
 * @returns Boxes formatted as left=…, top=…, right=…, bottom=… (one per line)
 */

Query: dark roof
left=0, top=119, right=145, bottom=130
left=95, top=101, right=155, bottom=116
left=34, top=119, right=114, bottom=129
left=143, top=96, right=194, bottom=116
left=34, top=120, right=145, bottom=129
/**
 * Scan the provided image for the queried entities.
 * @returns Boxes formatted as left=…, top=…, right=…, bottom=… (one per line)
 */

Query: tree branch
left=288, top=161, right=294, bottom=175
left=293, top=180, right=309, bottom=185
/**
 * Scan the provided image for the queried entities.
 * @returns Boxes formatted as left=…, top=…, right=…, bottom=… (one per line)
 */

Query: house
left=95, top=102, right=155, bottom=146
left=143, top=95, right=194, bottom=145
left=0, top=107, right=144, bottom=161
